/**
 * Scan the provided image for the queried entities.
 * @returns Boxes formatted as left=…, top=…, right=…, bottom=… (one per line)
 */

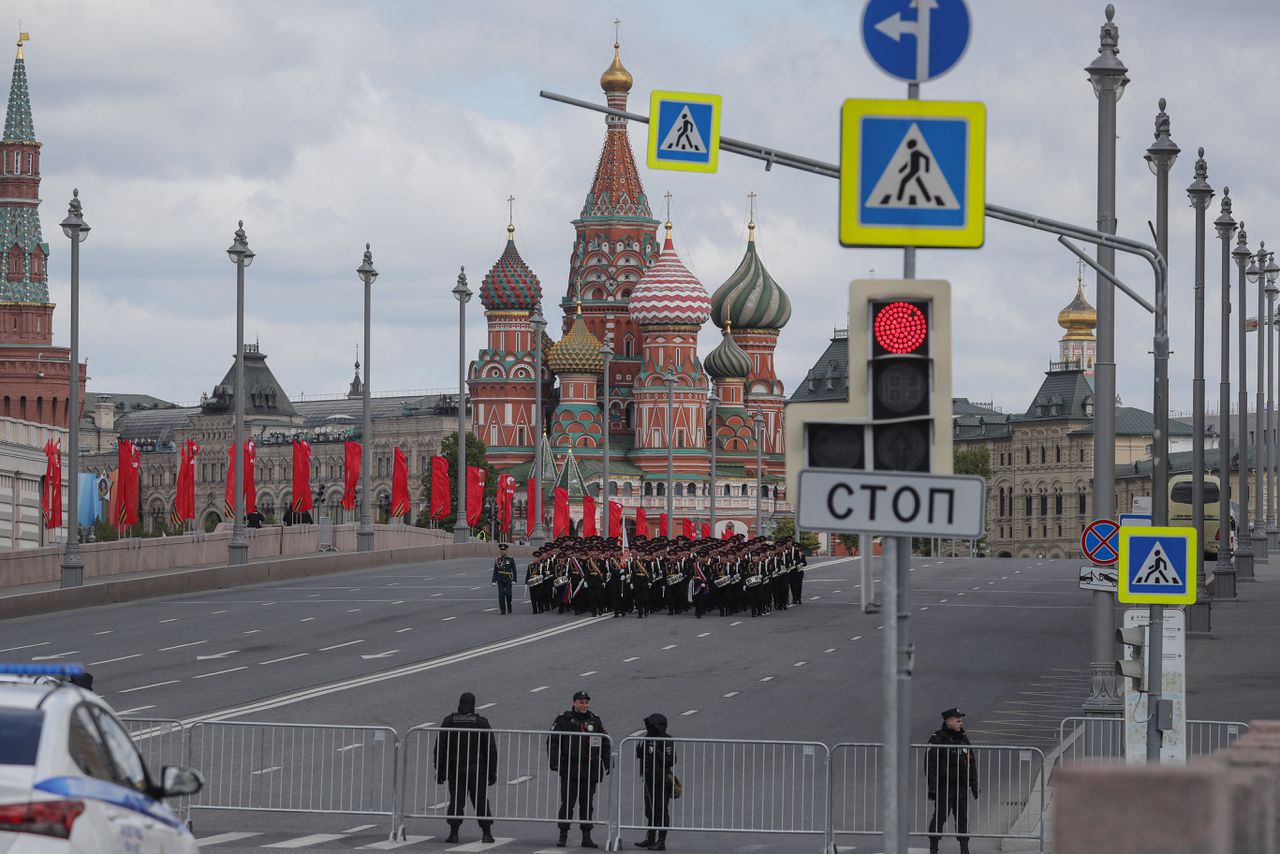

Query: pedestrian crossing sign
left=1117, top=525, right=1197, bottom=605
left=839, top=98, right=985, bottom=248
left=648, top=90, right=722, bottom=173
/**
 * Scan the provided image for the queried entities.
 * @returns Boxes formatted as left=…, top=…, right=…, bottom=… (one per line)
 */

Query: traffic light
left=1115, top=625, right=1148, bottom=693
left=783, top=279, right=952, bottom=500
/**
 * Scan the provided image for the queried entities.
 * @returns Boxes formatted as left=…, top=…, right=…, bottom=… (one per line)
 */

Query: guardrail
left=1058, top=717, right=1248, bottom=765
left=122, top=717, right=192, bottom=825
left=829, top=742, right=1045, bottom=851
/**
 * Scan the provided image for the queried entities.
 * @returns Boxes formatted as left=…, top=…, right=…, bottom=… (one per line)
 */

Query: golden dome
left=600, top=42, right=633, bottom=93
left=1058, top=283, right=1097, bottom=341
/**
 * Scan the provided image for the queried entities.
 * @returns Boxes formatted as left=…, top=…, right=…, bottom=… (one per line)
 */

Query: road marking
left=194, top=666, right=248, bottom=679
left=198, top=832, right=263, bottom=846
left=261, top=602, right=277, bottom=606
left=308, top=594, right=320, bottom=598
left=697, top=632, right=711, bottom=638
left=794, top=661, right=807, bottom=667
left=94, top=631, right=113, bottom=636
left=195, top=651, right=239, bottom=661
left=477, top=702, right=497, bottom=710
left=347, top=609, right=362, bottom=613
left=391, top=600, right=406, bottom=605
left=852, top=635, right=863, bottom=641
left=211, top=610, right=228, bottom=615
left=0, top=642, right=48, bottom=652
left=159, top=618, right=178, bottom=624
left=939, top=599, right=949, bottom=603
left=300, top=617, right=316, bottom=622
left=623, top=656, right=639, bottom=662
left=730, top=621, right=743, bottom=626
left=251, top=766, right=283, bottom=776
left=1015, top=570, right=1023, bottom=574
left=243, top=629, right=262, bottom=634
left=1002, top=576, right=1010, bottom=580
left=506, top=775, right=532, bottom=785
left=442, top=616, right=457, bottom=621
left=396, top=627, right=414, bottom=633
left=260, top=653, right=309, bottom=665
left=920, top=606, right=930, bottom=611
left=89, top=653, right=143, bottom=665
left=432, top=593, right=444, bottom=597
left=579, top=671, right=597, bottom=677
left=119, top=680, right=180, bottom=694
left=446, top=839, right=514, bottom=853
left=834, top=590, right=843, bottom=593
left=484, top=608, right=498, bottom=612
left=32, top=651, right=78, bottom=661
left=809, top=595, right=821, bottom=600
left=320, top=640, right=365, bottom=651
left=760, top=676, right=774, bottom=682
left=530, top=685, right=549, bottom=693
left=360, top=650, right=399, bottom=660
left=680, top=709, right=698, bottom=716
left=722, top=691, right=739, bottom=698
left=470, top=586, right=481, bottom=591
left=957, top=592, right=965, bottom=596
left=343, top=824, right=378, bottom=833
left=336, top=743, right=364, bottom=753
left=160, top=641, right=207, bottom=651
left=662, top=644, right=677, bottom=650
left=175, top=617, right=610, bottom=724
left=358, top=836, right=432, bottom=850
left=973, top=586, right=981, bottom=590
left=266, top=835, right=348, bottom=848
left=825, top=648, right=837, bottom=654
left=116, top=705, right=155, bottom=715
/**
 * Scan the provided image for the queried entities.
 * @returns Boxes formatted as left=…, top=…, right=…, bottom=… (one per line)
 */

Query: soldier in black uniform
left=434, top=692, right=498, bottom=844
left=632, top=554, right=651, bottom=618
left=492, top=543, right=517, bottom=615
left=549, top=690, right=610, bottom=848
left=925, top=708, right=979, bottom=854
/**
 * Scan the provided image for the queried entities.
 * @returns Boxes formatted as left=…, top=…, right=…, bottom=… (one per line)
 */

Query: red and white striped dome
left=629, top=228, right=711, bottom=327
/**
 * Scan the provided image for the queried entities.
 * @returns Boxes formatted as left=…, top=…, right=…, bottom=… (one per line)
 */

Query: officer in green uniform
left=491, top=543, right=517, bottom=615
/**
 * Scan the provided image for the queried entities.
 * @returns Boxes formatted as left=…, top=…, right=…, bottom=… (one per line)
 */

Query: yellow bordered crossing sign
left=1117, top=525, right=1197, bottom=605
left=648, top=90, right=721, bottom=173
left=839, top=98, right=986, bottom=248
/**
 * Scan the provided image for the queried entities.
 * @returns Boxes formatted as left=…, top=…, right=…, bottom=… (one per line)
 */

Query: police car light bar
left=0, top=663, right=85, bottom=677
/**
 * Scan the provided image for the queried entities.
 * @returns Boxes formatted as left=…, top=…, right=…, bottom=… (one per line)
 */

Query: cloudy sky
left=18, top=0, right=1280, bottom=417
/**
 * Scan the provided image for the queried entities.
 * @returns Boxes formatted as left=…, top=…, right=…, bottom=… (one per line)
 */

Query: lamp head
left=1186, top=147, right=1214, bottom=209
left=529, top=307, right=547, bottom=334
left=60, top=188, right=90, bottom=242
left=227, top=220, right=253, bottom=267
left=1144, top=98, right=1179, bottom=175
left=356, top=243, right=378, bottom=286
left=1266, top=252, right=1280, bottom=285
left=452, top=266, right=472, bottom=303
left=1085, top=4, right=1129, bottom=100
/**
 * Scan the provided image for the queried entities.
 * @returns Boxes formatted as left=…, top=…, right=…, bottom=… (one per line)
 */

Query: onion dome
left=704, top=322, right=753, bottom=379
left=629, top=224, right=712, bottom=327
left=1058, top=282, right=1097, bottom=341
left=548, top=306, right=604, bottom=374
left=711, top=222, right=791, bottom=330
left=600, top=41, right=633, bottom=94
left=479, top=224, right=542, bottom=312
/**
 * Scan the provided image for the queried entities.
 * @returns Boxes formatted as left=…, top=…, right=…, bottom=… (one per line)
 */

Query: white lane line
left=300, top=617, right=316, bottom=622
left=441, top=616, right=457, bottom=622
left=470, top=586, right=482, bottom=591
left=116, top=705, right=155, bottom=715
left=89, top=653, right=143, bottom=666
left=390, top=600, right=406, bottom=605
left=260, top=653, right=309, bottom=666
left=265, top=835, right=348, bottom=849
left=939, top=599, right=949, bottom=603
left=730, top=621, right=743, bottom=626
left=395, top=627, right=414, bottom=633
left=342, top=824, right=378, bottom=833
left=320, top=640, right=365, bottom=651
left=386, top=583, right=401, bottom=587
left=159, top=641, right=206, bottom=651
left=347, top=609, right=362, bottom=613
left=251, top=766, right=283, bottom=776
left=957, top=592, right=965, bottom=596
left=477, top=703, right=497, bottom=710
left=506, top=775, right=532, bottom=785
left=446, top=839, right=514, bottom=852
left=623, top=656, right=639, bottom=662
left=825, top=648, right=837, bottom=654
left=198, top=832, right=263, bottom=846
left=243, top=629, right=262, bottom=634
left=1015, top=570, right=1023, bottom=574
left=31, top=651, right=79, bottom=660
left=358, top=837, right=432, bottom=850
left=158, top=618, right=178, bottom=624
left=94, top=631, right=113, bottom=636
left=680, top=709, right=698, bottom=716
left=662, top=644, right=677, bottom=650
left=484, top=608, right=498, bottom=612
left=834, top=590, right=843, bottom=593
left=0, top=642, right=48, bottom=652
left=530, top=686, right=549, bottom=693
left=852, top=635, right=863, bottom=641
left=1002, top=576, right=1009, bottom=580
left=809, top=595, right=821, bottom=600
left=119, top=680, right=180, bottom=694
left=211, top=610, right=228, bottom=615
left=579, top=671, right=597, bottom=677
left=920, top=606, right=930, bottom=611
left=722, top=691, right=739, bottom=698
left=194, top=666, right=248, bottom=679
left=697, top=632, right=711, bottom=638
left=793, top=661, right=807, bottom=667
left=760, top=676, right=774, bottom=682
left=336, top=743, right=364, bottom=753
left=432, top=593, right=444, bottom=598
left=261, top=602, right=277, bottom=606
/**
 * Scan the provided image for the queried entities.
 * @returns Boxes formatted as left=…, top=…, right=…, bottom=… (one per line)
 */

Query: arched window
left=657, top=482, right=666, bottom=496
left=1055, top=445, right=1061, bottom=463
left=644, top=482, right=653, bottom=496
left=674, top=483, right=683, bottom=497
left=741, top=484, right=749, bottom=497
left=998, top=487, right=1006, bottom=517
left=1040, top=447, right=1046, bottom=465
left=723, top=484, right=731, bottom=496
left=762, top=485, right=770, bottom=498
left=687, top=481, right=697, bottom=496
left=1023, top=489, right=1032, bottom=516
left=1024, top=447, right=1030, bottom=465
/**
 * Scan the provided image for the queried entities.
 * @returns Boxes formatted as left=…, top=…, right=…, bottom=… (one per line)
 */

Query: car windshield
left=0, top=708, right=43, bottom=765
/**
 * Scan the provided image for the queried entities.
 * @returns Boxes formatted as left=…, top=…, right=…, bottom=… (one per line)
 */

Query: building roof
left=629, top=226, right=711, bottom=327
left=479, top=228, right=542, bottom=312
left=201, top=344, right=297, bottom=417
left=1070, top=406, right=1196, bottom=437
left=787, top=330, right=848, bottom=404
left=3, top=46, right=34, bottom=142
left=710, top=227, right=791, bottom=331
left=580, top=56, right=652, bottom=222
left=1022, top=366, right=1094, bottom=421
left=1, top=43, right=47, bottom=304
left=93, top=392, right=178, bottom=412
left=547, top=309, right=604, bottom=374
left=704, top=325, right=753, bottom=379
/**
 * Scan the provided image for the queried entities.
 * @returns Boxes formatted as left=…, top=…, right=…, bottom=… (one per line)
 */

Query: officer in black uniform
left=925, top=707, right=979, bottom=854
left=492, top=543, right=517, bottom=615
left=549, top=690, right=610, bottom=849
left=634, top=712, right=676, bottom=850
left=434, top=692, right=498, bottom=844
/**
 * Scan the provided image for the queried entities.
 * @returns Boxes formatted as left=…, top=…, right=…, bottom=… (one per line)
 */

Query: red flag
left=553, top=487, right=570, bottom=538
left=701, top=521, right=711, bottom=540
left=430, top=456, right=451, bottom=519
left=41, top=439, right=61, bottom=529
left=117, top=439, right=139, bottom=527
left=658, top=513, right=668, bottom=538
left=391, top=447, right=411, bottom=519
left=635, top=507, right=648, bottom=539
left=292, top=440, right=313, bottom=512
left=721, top=522, right=735, bottom=540
left=342, top=440, right=361, bottom=511
left=171, top=443, right=187, bottom=526
left=496, top=474, right=515, bottom=533
left=225, top=444, right=235, bottom=520
left=172, top=440, right=199, bottom=525
left=682, top=517, right=695, bottom=539
left=526, top=479, right=538, bottom=536
left=466, top=466, right=486, bottom=527
left=243, top=439, right=257, bottom=515
left=582, top=494, right=597, bottom=537
left=608, top=500, right=622, bottom=539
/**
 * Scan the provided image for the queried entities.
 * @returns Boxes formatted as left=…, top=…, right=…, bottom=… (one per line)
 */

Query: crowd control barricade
left=614, top=736, right=829, bottom=852
left=829, top=742, right=1045, bottom=852
left=397, top=726, right=615, bottom=841
left=1186, top=720, right=1248, bottom=756
left=1058, top=717, right=1248, bottom=765
left=124, top=717, right=192, bottom=824
left=185, top=720, right=399, bottom=830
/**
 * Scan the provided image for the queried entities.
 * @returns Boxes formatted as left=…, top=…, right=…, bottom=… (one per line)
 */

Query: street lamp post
left=356, top=244, right=378, bottom=552
left=226, top=221, right=255, bottom=567
left=1234, top=226, right=1256, bottom=581
left=601, top=339, right=612, bottom=537
left=1267, top=252, right=1280, bottom=551
left=1185, top=147, right=1214, bottom=635
left=1084, top=3, right=1128, bottom=714
left=452, top=268, right=472, bottom=545
left=753, top=410, right=765, bottom=537
left=1249, top=244, right=1270, bottom=561
left=708, top=389, right=719, bottom=537
left=1214, top=191, right=1238, bottom=598
left=58, top=190, right=89, bottom=588
left=1144, top=98, right=1177, bottom=530
left=664, top=368, right=677, bottom=533
left=530, top=309, right=547, bottom=547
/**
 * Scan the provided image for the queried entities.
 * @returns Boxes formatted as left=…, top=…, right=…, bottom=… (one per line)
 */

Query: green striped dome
left=710, top=233, right=791, bottom=330
left=704, top=325, right=753, bottom=379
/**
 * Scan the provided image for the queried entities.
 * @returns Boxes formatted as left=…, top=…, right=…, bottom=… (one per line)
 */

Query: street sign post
left=860, top=0, right=972, bottom=83
left=1122, top=608, right=1188, bottom=764
left=796, top=469, right=985, bottom=538
left=1118, top=526, right=1197, bottom=605
left=647, top=90, right=722, bottom=173
left=839, top=99, right=986, bottom=248
left=1080, top=518, right=1121, bottom=566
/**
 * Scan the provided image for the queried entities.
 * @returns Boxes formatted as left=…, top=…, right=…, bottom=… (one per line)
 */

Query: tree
left=770, top=515, right=820, bottom=553
left=836, top=533, right=859, bottom=554
left=416, top=432, right=499, bottom=532
left=954, top=446, right=992, bottom=480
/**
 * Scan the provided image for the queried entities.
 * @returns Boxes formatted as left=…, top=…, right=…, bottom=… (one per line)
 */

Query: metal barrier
left=123, top=717, right=192, bottom=824
left=185, top=721, right=399, bottom=825
left=1058, top=717, right=1249, bottom=765
left=1187, top=720, right=1249, bottom=756
left=830, top=743, right=1045, bottom=851
left=614, top=736, right=829, bottom=851
left=398, top=726, right=614, bottom=842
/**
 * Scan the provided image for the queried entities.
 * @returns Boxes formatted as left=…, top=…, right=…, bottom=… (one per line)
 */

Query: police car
left=0, top=663, right=203, bottom=852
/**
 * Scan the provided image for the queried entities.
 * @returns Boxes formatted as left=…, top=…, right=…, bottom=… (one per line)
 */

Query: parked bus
left=1168, top=473, right=1234, bottom=558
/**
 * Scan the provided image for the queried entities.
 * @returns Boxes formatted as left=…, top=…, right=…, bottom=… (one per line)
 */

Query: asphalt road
left=7, top=551, right=1264, bottom=852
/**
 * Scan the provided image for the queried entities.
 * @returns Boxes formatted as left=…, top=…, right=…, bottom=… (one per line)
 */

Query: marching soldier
left=491, top=543, right=517, bottom=615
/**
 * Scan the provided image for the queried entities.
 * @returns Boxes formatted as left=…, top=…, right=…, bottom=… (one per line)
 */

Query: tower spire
left=4, top=27, right=34, bottom=141
left=506, top=194, right=515, bottom=239
left=747, top=191, right=757, bottom=241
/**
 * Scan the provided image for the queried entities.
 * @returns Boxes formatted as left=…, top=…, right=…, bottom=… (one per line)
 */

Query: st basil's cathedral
left=467, top=39, right=792, bottom=538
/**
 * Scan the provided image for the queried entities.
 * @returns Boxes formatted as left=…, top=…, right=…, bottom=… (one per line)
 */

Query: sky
left=16, top=0, right=1280, bottom=418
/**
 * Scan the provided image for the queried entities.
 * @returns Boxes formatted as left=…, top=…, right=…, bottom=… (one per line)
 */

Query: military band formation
left=498, top=535, right=809, bottom=619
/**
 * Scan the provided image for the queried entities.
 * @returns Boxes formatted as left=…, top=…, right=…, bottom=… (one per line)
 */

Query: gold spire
left=747, top=191, right=757, bottom=242
left=16, top=27, right=27, bottom=60
left=506, top=195, right=515, bottom=240
left=664, top=191, right=673, bottom=234
left=599, top=21, right=633, bottom=94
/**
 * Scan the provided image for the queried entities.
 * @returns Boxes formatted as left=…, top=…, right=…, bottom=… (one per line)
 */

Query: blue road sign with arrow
left=861, top=0, right=972, bottom=83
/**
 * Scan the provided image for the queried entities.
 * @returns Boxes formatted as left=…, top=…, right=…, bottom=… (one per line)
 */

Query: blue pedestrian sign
left=647, top=90, right=722, bottom=173
left=861, top=0, right=972, bottom=84
left=1117, top=526, right=1198, bottom=605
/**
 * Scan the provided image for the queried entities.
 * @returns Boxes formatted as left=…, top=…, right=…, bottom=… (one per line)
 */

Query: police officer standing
left=549, top=690, right=610, bottom=848
left=925, top=708, right=979, bottom=854
left=492, top=543, right=517, bottom=615
left=634, top=712, right=675, bottom=850
left=434, top=692, right=498, bottom=845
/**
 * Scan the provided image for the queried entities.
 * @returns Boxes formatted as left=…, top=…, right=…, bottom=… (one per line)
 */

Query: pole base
left=356, top=529, right=375, bottom=552
left=452, top=525, right=469, bottom=544
left=1186, top=599, right=1213, bottom=637
left=59, top=556, right=84, bottom=589
left=1082, top=661, right=1124, bottom=716
left=530, top=533, right=545, bottom=548
left=1251, top=533, right=1269, bottom=562
left=1211, top=566, right=1237, bottom=600
left=227, top=540, right=249, bottom=566
left=1237, top=550, right=1256, bottom=581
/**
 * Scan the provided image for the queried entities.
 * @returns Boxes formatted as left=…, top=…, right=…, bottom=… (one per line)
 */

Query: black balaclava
left=643, top=713, right=668, bottom=737
left=458, top=692, right=476, bottom=714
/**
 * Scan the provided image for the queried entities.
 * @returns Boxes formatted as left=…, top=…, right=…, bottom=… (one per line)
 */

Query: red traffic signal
left=873, top=301, right=928, bottom=355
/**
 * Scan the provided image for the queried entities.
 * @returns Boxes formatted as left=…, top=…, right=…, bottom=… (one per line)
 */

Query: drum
left=667, top=573, right=684, bottom=586
left=745, top=574, right=763, bottom=587
left=713, top=575, right=732, bottom=588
